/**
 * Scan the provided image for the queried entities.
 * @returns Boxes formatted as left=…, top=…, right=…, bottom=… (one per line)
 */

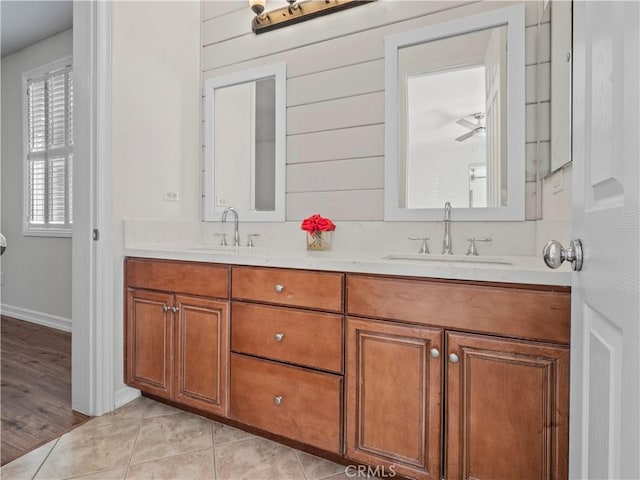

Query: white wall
left=202, top=1, right=550, bottom=221
left=536, top=164, right=572, bottom=252
left=0, top=29, right=73, bottom=330
left=111, top=0, right=201, bottom=395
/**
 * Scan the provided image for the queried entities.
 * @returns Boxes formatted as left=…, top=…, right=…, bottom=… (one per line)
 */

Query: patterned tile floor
left=1, top=397, right=365, bottom=480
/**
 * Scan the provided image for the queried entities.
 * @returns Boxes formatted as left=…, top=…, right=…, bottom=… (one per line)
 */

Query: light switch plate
left=551, top=169, right=564, bottom=195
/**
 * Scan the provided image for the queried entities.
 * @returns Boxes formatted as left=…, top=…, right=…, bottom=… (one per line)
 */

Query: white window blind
left=26, top=65, right=73, bottom=233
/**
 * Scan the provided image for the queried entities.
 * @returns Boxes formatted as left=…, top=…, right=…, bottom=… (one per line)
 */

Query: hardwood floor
left=1, top=316, right=90, bottom=466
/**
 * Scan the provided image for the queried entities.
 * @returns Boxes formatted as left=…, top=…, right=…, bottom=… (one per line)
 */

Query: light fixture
left=249, top=0, right=371, bottom=35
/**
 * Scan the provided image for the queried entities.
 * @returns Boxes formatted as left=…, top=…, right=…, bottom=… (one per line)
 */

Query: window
left=24, top=59, right=73, bottom=236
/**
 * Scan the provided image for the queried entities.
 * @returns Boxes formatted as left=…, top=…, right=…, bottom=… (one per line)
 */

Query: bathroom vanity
left=124, top=251, right=570, bottom=480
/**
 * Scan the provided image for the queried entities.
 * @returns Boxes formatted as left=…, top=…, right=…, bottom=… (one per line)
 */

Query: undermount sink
left=382, top=254, right=515, bottom=266
left=186, top=246, right=250, bottom=255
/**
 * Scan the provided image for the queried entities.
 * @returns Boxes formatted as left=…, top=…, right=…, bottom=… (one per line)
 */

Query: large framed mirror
left=203, top=63, right=286, bottom=221
left=384, top=5, right=525, bottom=221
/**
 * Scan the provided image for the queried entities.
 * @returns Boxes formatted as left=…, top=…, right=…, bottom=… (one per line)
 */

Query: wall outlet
left=551, top=169, right=564, bottom=195
left=163, top=190, right=180, bottom=202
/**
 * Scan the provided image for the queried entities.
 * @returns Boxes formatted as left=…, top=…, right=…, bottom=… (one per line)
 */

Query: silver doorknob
left=449, top=353, right=459, bottom=363
left=273, top=396, right=283, bottom=405
left=274, top=284, right=284, bottom=293
left=543, top=239, right=583, bottom=271
left=274, top=333, right=284, bottom=342
left=430, top=348, right=440, bottom=359
left=162, top=305, right=169, bottom=313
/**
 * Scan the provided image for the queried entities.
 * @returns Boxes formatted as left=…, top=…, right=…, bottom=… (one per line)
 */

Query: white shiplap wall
left=202, top=0, right=550, bottom=221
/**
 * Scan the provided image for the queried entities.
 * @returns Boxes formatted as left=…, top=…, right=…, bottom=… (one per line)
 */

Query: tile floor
left=1, top=397, right=365, bottom=480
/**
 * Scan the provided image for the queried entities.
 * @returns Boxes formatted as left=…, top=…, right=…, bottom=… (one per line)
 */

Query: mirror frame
left=549, top=1, right=572, bottom=173
left=203, top=62, right=286, bottom=222
left=384, top=5, right=526, bottom=221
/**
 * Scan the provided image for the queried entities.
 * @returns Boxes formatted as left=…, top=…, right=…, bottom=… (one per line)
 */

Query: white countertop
left=124, top=243, right=571, bottom=287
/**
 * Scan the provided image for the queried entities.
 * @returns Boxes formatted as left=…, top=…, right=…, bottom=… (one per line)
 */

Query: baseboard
left=1, top=304, right=72, bottom=332
left=114, top=385, right=140, bottom=409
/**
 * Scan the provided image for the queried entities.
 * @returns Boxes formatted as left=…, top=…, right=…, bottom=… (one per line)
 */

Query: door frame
left=72, top=0, right=114, bottom=416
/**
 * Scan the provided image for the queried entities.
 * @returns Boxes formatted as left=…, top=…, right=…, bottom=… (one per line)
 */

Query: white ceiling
left=1, top=1, right=73, bottom=58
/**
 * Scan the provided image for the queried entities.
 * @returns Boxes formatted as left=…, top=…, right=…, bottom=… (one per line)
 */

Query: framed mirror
left=203, top=63, right=286, bottom=222
left=384, top=5, right=525, bottom=221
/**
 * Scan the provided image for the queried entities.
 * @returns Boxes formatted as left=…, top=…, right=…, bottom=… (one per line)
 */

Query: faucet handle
left=408, top=237, right=430, bottom=254
left=215, top=233, right=228, bottom=247
left=466, top=237, right=491, bottom=256
left=246, top=234, right=260, bottom=248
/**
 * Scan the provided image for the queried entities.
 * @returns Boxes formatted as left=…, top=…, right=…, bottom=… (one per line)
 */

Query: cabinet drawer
left=347, top=274, right=570, bottom=344
left=126, top=258, right=229, bottom=299
left=230, top=353, right=342, bottom=453
left=231, top=302, right=343, bottom=373
left=232, top=266, right=343, bottom=312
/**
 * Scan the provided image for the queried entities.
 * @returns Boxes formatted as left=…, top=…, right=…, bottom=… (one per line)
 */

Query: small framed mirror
left=384, top=5, right=525, bottom=221
left=203, top=63, right=286, bottom=221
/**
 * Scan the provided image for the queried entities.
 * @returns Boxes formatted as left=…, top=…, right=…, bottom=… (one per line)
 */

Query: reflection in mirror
left=204, top=63, right=286, bottom=222
left=214, top=78, right=276, bottom=211
left=401, top=25, right=508, bottom=209
left=385, top=5, right=525, bottom=221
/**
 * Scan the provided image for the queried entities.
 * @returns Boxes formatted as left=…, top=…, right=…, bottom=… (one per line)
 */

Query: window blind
left=26, top=65, right=73, bottom=230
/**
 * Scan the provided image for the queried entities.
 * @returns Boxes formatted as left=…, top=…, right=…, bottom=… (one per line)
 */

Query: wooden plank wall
left=202, top=1, right=550, bottom=221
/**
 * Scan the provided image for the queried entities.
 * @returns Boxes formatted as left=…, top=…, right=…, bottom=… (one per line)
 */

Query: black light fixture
left=249, top=0, right=371, bottom=35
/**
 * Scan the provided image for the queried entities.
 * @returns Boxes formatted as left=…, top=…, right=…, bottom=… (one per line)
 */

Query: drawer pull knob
left=274, top=333, right=284, bottom=342
left=430, top=348, right=440, bottom=359
left=449, top=353, right=459, bottom=363
left=273, top=395, right=283, bottom=406
left=274, top=284, right=285, bottom=293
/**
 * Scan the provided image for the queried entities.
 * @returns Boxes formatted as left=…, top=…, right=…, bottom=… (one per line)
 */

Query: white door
left=569, top=3, right=639, bottom=478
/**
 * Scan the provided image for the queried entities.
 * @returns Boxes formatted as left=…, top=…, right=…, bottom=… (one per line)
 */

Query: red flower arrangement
left=301, top=214, right=335, bottom=251
left=300, top=214, right=336, bottom=235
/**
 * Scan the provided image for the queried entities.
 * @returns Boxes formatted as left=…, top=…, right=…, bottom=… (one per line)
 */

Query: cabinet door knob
left=171, top=306, right=179, bottom=314
left=449, top=353, right=459, bottom=363
left=162, top=305, right=169, bottom=313
left=273, top=395, right=283, bottom=406
left=274, top=333, right=284, bottom=342
left=274, top=284, right=284, bottom=293
left=430, top=348, right=440, bottom=359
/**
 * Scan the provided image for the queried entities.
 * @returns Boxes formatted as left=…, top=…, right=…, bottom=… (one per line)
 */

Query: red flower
left=300, top=214, right=336, bottom=234
left=316, top=217, right=335, bottom=232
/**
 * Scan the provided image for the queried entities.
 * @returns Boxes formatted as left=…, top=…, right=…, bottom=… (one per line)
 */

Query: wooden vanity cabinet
left=125, top=259, right=571, bottom=479
left=125, top=258, right=230, bottom=416
left=346, top=273, right=571, bottom=480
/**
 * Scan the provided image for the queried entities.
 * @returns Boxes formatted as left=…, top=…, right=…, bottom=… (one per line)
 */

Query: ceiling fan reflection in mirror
left=455, top=112, right=486, bottom=142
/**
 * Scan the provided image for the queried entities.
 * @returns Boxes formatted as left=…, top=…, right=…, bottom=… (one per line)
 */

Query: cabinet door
left=346, top=317, right=443, bottom=480
left=446, top=332, right=569, bottom=480
left=174, top=295, right=229, bottom=416
left=126, top=289, right=174, bottom=399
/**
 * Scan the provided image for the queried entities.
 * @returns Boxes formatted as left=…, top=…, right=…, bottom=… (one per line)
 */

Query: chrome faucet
left=221, top=207, right=240, bottom=247
left=442, top=202, right=453, bottom=255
